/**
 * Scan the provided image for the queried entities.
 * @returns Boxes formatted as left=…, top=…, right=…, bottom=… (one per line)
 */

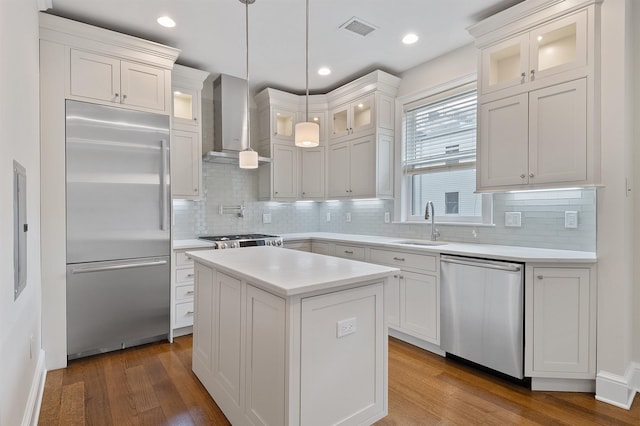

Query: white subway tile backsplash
left=171, top=162, right=596, bottom=251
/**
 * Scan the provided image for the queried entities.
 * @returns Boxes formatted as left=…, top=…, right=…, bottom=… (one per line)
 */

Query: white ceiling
left=46, top=0, right=524, bottom=95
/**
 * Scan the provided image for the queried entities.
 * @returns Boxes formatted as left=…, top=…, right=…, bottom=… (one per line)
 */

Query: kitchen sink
left=393, top=240, right=447, bottom=247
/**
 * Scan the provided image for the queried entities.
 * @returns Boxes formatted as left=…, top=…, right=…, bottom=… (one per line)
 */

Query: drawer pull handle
left=186, top=290, right=195, bottom=295
left=344, top=250, right=354, bottom=254
left=186, top=311, right=194, bottom=315
left=537, top=275, right=544, bottom=280
left=393, top=275, right=398, bottom=278
left=186, top=273, right=195, bottom=278
left=393, top=257, right=405, bottom=261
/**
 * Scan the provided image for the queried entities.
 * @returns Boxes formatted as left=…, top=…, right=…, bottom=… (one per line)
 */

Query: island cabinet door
left=193, top=263, right=215, bottom=384
left=245, top=284, right=286, bottom=426
left=300, top=283, right=385, bottom=426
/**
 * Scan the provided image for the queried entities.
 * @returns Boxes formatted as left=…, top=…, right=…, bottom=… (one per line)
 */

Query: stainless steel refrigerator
left=65, top=100, right=171, bottom=360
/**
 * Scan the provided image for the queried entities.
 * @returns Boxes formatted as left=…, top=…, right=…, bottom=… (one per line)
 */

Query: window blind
left=403, top=85, right=477, bottom=174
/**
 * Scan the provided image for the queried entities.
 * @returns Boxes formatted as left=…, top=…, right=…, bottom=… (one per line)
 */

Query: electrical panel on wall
left=14, top=160, right=28, bottom=300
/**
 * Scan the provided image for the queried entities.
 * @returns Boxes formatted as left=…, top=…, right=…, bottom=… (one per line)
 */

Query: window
left=402, top=81, right=491, bottom=223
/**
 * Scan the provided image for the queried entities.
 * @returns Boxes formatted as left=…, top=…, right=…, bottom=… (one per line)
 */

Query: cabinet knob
left=530, top=69, right=535, bottom=80
left=122, top=94, right=127, bottom=100
left=275, top=191, right=278, bottom=194
left=193, top=117, right=197, bottom=121
left=537, top=275, right=544, bottom=280
left=302, top=192, right=306, bottom=195
left=399, top=275, right=404, bottom=279
left=529, top=173, right=535, bottom=178
left=520, top=174, right=526, bottom=179
left=114, top=93, right=119, bottom=98
left=193, top=188, right=198, bottom=192
left=393, top=274, right=399, bottom=278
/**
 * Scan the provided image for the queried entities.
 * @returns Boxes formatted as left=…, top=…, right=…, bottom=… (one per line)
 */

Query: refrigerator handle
left=160, top=139, right=168, bottom=231
left=70, top=259, right=168, bottom=274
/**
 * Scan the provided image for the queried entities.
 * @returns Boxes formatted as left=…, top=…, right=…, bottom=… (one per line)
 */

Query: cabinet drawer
left=176, top=267, right=195, bottom=283
left=334, top=244, right=366, bottom=261
left=175, top=251, right=194, bottom=267
left=370, top=248, right=437, bottom=272
left=175, top=284, right=195, bottom=302
left=175, top=301, right=194, bottom=328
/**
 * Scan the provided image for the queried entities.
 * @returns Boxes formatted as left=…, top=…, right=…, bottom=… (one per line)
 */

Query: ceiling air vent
left=340, top=17, right=378, bottom=37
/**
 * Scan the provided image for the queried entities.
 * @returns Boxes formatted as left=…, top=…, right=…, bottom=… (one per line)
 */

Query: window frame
left=394, top=74, right=493, bottom=225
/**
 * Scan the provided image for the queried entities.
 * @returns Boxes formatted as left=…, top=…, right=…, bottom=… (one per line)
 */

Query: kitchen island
left=187, top=246, right=399, bottom=426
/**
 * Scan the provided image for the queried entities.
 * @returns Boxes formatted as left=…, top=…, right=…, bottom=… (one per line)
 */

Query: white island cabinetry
left=189, top=247, right=398, bottom=426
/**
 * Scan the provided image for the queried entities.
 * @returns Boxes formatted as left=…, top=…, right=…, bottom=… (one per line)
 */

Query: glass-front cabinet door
left=529, top=10, right=587, bottom=82
left=481, top=34, right=528, bottom=94
left=272, top=108, right=296, bottom=142
left=350, top=94, right=374, bottom=135
left=330, top=104, right=350, bottom=139
left=172, top=87, right=199, bottom=128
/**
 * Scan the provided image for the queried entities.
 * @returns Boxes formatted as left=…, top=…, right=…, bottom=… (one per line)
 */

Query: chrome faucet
left=424, top=201, right=440, bottom=241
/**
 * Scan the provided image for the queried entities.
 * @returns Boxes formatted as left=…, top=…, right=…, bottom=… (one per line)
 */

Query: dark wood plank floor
left=39, top=336, right=640, bottom=425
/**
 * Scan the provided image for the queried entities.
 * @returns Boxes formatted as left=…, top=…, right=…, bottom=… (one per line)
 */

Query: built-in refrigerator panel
left=65, top=100, right=170, bottom=264
left=66, top=257, right=170, bottom=359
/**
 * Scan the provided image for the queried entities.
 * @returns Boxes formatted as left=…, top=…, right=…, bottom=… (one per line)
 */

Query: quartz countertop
left=173, top=239, right=215, bottom=250
left=279, top=232, right=597, bottom=263
left=186, top=246, right=399, bottom=298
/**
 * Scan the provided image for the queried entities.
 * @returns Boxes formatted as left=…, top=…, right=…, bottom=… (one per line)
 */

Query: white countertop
left=279, top=232, right=597, bottom=263
left=173, top=239, right=215, bottom=250
left=186, top=246, right=399, bottom=298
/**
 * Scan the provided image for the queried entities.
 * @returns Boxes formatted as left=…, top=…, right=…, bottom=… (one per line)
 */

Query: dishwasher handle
left=440, top=256, right=522, bottom=272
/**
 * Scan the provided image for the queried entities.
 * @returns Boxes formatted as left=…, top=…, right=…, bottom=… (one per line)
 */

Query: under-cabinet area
left=284, top=233, right=597, bottom=391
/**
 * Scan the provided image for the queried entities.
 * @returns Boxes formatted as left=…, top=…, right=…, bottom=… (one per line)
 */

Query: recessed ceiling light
left=537, top=35, right=543, bottom=41
left=317, top=67, right=331, bottom=76
left=402, top=33, right=419, bottom=45
left=157, top=16, right=176, bottom=28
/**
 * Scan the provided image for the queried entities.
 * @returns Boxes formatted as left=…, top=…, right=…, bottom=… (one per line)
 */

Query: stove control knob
left=221, top=243, right=227, bottom=249
left=277, top=240, right=282, bottom=246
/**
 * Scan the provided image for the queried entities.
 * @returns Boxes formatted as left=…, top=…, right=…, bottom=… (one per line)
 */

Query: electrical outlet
left=346, top=212, right=352, bottom=222
left=262, top=213, right=272, bottom=224
left=326, top=212, right=331, bottom=222
left=337, top=317, right=357, bottom=338
left=505, top=212, right=522, bottom=227
left=565, top=211, right=578, bottom=229
left=384, top=212, right=390, bottom=223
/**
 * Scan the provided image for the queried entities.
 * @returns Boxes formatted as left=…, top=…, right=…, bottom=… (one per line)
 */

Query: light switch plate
left=565, top=211, right=578, bottom=229
left=384, top=212, right=390, bottom=223
left=346, top=212, right=352, bottom=222
left=326, top=212, right=331, bottom=222
left=262, top=213, right=272, bottom=224
left=505, top=212, right=522, bottom=227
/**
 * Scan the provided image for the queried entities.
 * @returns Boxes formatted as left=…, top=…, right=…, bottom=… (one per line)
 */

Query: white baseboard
left=388, top=328, right=446, bottom=356
left=22, top=349, right=47, bottom=426
left=595, top=365, right=638, bottom=410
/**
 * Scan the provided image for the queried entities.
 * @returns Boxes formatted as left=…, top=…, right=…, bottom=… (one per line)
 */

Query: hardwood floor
left=39, top=336, right=640, bottom=425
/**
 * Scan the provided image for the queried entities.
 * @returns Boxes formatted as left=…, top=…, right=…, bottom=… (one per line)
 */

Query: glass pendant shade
left=239, top=149, right=258, bottom=169
left=295, top=121, right=320, bottom=147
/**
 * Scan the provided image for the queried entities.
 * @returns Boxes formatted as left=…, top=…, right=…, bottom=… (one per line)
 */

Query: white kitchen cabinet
left=329, top=93, right=375, bottom=141
left=479, top=10, right=587, bottom=95
left=170, top=65, right=209, bottom=200
left=284, top=241, right=312, bottom=252
left=328, top=134, right=392, bottom=199
left=298, top=110, right=326, bottom=143
left=171, top=250, right=197, bottom=336
left=470, top=1, right=601, bottom=192
left=311, top=241, right=334, bottom=256
left=272, top=143, right=299, bottom=200
left=171, top=130, right=201, bottom=199
left=478, top=78, right=588, bottom=190
left=369, top=248, right=439, bottom=345
left=333, top=244, right=366, bottom=261
left=400, top=271, right=439, bottom=344
left=525, top=266, right=596, bottom=384
left=69, top=49, right=168, bottom=112
left=300, top=146, right=325, bottom=199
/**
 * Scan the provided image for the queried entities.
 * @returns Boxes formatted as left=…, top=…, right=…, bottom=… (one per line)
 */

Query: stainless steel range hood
left=203, top=73, right=271, bottom=165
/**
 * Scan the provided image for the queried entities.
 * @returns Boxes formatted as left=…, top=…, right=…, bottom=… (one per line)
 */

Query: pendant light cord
left=305, top=0, right=310, bottom=121
left=245, top=0, right=252, bottom=151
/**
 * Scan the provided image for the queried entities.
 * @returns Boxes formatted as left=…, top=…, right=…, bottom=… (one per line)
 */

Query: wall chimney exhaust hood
left=203, top=73, right=271, bottom=165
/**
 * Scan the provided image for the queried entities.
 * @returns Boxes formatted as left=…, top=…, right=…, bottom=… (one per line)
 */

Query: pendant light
left=294, top=0, right=320, bottom=147
left=239, top=0, right=259, bottom=169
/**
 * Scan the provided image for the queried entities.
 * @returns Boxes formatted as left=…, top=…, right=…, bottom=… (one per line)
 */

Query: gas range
left=198, top=233, right=283, bottom=249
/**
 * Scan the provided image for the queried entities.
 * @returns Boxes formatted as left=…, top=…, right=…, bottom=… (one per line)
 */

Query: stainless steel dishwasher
left=440, top=255, right=524, bottom=379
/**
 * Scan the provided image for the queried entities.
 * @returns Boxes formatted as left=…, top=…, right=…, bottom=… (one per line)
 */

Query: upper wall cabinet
left=469, top=0, right=601, bottom=192
left=40, top=13, right=179, bottom=116
left=480, top=10, right=587, bottom=96
left=171, top=64, right=209, bottom=200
